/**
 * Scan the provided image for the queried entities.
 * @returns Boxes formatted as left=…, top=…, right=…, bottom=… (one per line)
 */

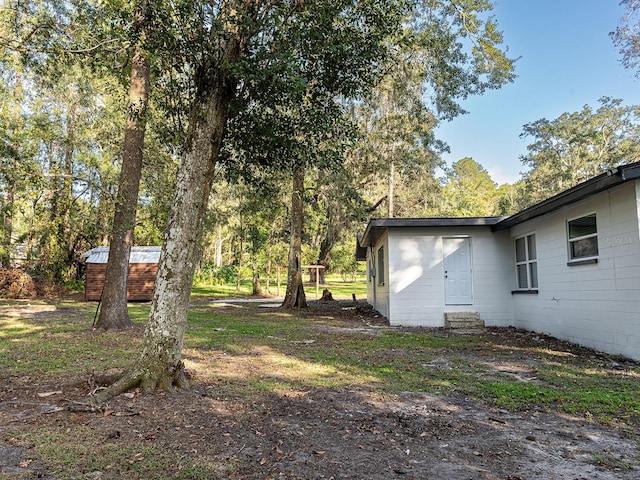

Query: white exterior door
left=443, top=237, right=473, bottom=305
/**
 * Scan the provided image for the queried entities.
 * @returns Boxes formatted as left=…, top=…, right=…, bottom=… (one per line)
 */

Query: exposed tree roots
left=282, top=283, right=307, bottom=309
left=91, top=362, right=189, bottom=406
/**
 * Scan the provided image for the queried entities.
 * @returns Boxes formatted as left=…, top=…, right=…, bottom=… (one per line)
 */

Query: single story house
left=358, top=162, right=640, bottom=360
left=81, top=246, right=161, bottom=301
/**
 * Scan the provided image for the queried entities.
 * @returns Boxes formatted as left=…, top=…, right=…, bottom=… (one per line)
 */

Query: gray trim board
left=493, top=161, right=640, bottom=231
left=359, top=217, right=504, bottom=248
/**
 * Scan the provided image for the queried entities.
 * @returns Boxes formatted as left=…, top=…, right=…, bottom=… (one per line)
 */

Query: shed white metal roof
left=81, top=246, right=161, bottom=264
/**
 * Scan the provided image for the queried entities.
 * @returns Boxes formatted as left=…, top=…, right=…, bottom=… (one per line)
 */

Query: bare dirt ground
left=1, top=300, right=639, bottom=479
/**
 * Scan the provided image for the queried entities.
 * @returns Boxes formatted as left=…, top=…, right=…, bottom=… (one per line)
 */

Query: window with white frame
left=567, top=214, right=598, bottom=261
left=377, top=246, right=385, bottom=286
left=515, top=234, right=538, bottom=290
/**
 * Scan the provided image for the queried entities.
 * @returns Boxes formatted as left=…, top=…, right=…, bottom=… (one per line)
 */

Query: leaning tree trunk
left=314, top=232, right=334, bottom=285
left=282, top=165, right=307, bottom=309
left=94, top=33, right=241, bottom=402
left=96, top=42, right=150, bottom=331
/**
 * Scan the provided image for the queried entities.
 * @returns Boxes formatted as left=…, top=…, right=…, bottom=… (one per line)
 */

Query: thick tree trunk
left=96, top=44, right=150, bottom=331
left=252, top=260, right=262, bottom=295
left=282, top=166, right=307, bottom=309
left=94, top=31, right=241, bottom=402
left=313, top=234, right=332, bottom=284
left=388, top=160, right=395, bottom=218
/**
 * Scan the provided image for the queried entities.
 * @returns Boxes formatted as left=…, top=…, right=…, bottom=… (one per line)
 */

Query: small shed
left=81, top=246, right=161, bottom=301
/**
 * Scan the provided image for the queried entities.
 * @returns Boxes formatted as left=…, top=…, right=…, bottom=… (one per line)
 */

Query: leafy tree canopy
left=441, top=157, right=499, bottom=216
left=519, top=97, right=640, bottom=206
left=611, top=0, right=640, bottom=76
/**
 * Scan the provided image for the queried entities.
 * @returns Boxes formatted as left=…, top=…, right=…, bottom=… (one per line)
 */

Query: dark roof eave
left=355, top=234, right=367, bottom=261
left=493, top=162, right=640, bottom=231
left=358, top=162, right=640, bottom=244
left=359, top=217, right=505, bottom=248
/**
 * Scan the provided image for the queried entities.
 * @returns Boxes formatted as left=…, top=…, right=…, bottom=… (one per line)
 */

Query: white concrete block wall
left=366, top=235, right=390, bottom=320
left=466, top=230, right=515, bottom=327
left=510, top=181, right=640, bottom=360
left=362, top=181, right=640, bottom=360
left=387, top=231, right=444, bottom=326
left=365, top=248, right=374, bottom=306
left=386, top=227, right=514, bottom=327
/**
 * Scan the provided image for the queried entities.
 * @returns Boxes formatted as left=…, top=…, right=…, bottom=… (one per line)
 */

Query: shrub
left=193, top=264, right=238, bottom=285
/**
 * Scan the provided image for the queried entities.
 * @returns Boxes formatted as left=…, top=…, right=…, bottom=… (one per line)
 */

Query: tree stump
left=320, top=289, right=334, bottom=302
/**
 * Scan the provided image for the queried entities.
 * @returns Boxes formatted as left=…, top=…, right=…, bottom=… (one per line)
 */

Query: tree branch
left=44, top=173, right=116, bottom=200
left=366, top=195, right=388, bottom=212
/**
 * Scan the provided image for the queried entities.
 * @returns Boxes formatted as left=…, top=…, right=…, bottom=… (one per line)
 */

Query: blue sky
left=434, top=0, right=640, bottom=185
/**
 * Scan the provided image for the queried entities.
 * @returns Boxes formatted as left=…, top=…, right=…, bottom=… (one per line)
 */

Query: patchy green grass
left=469, top=357, right=640, bottom=427
left=592, top=450, right=636, bottom=470
left=181, top=299, right=640, bottom=427
left=190, top=274, right=366, bottom=300
left=2, top=296, right=639, bottom=427
left=317, top=274, right=367, bottom=299
left=1, top=293, right=639, bottom=480
left=0, top=300, right=141, bottom=381
left=536, top=364, right=640, bottom=422
left=10, top=426, right=227, bottom=479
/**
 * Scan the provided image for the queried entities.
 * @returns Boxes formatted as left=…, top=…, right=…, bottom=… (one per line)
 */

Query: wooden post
left=276, top=266, right=281, bottom=297
left=301, top=265, right=324, bottom=299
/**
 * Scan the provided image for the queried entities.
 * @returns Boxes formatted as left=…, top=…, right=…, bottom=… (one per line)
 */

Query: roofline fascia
left=493, top=163, right=640, bottom=231
left=621, top=162, right=640, bottom=181
left=358, top=163, right=640, bottom=242
left=359, top=217, right=505, bottom=247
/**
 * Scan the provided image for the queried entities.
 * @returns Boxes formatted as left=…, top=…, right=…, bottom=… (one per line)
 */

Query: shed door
left=443, top=237, right=473, bottom=305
